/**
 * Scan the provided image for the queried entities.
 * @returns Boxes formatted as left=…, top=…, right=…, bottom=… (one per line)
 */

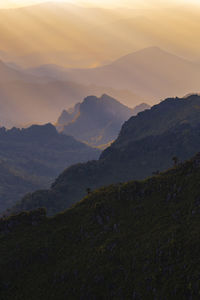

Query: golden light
left=1, top=0, right=200, bottom=9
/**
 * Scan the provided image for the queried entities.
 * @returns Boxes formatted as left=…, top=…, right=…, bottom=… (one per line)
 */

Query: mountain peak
left=23, top=123, right=57, bottom=137
left=82, top=94, right=120, bottom=108
left=14, top=94, right=200, bottom=217
left=100, top=93, right=115, bottom=101
left=58, top=94, right=149, bottom=147
left=111, top=46, right=190, bottom=69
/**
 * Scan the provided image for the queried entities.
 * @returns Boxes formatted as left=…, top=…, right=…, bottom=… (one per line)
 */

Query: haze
left=0, top=0, right=199, bottom=127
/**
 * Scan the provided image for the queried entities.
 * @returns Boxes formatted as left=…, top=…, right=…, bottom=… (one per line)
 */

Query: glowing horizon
left=0, top=0, right=199, bottom=125
left=1, top=0, right=200, bottom=9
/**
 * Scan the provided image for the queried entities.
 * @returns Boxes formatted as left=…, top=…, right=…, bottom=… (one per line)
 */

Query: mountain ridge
left=0, top=58, right=144, bottom=127
left=46, top=47, right=200, bottom=101
left=0, top=123, right=100, bottom=213
left=13, top=94, right=200, bottom=215
left=57, top=94, right=150, bottom=147
left=1, top=151, right=200, bottom=298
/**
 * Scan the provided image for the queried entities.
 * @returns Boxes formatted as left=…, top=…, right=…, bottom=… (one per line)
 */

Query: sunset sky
left=1, top=0, right=200, bottom=8
left=0, top=0, right=199, bottom=125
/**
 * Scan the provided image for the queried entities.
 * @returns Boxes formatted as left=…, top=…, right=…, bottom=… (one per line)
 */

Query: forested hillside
left=1, top=152, right=200, bottom=299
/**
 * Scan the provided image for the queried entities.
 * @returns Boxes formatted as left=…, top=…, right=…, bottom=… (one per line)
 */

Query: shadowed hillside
left=13, top=94, right=200, bottom=215
left=1, top=152, right=200, bottom=299
left=0, top=123, right=100, bottom=213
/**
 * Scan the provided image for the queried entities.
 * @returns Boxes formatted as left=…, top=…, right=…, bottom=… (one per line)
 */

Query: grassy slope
left=1, top=153, right=200, bottom=299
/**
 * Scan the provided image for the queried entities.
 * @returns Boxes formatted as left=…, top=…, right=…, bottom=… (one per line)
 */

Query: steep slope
left=0, top=123, right=100, bottom=213
left=65, top=47, right=200, bottom=101
left=13, top=94, right=200, bottom=215
left=58, top=94, right=150, bottom=147
left=2, top=153, right=200, bottom=299
left=57, top=102, right=81, bottom=126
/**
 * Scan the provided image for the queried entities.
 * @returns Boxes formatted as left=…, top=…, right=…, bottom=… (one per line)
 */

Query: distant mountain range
left=55, top=47, right=200, bottom=101
left=13, top=94, right=200, bottom=215
left=29, top=47, right=200, bottom=103
left=0, top=123, right=99, bottom=213
left=57, top=94, right=150, bottom=147
left=1, top=46, right=200, bottom=127
left=0, top=59, right=142, bottom=127
left=2, top=151, right=200, bottom=299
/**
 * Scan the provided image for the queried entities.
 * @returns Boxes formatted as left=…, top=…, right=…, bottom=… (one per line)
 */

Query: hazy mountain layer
left=0, top=123, right=100, bottom=213
left=64, top=47, right=200, bottom=100
left=57, top=94, right=150, bottom=147
left=13, top=94, right=200, bottom=215
left=30, top=47, right=200, bottom=105
left=1, top=152, right=200, bottom=299
left=0, top=60, right=141, bottom=127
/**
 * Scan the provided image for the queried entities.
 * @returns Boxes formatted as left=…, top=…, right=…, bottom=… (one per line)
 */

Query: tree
left=86, top=188, right=91, bottom=195
left=172, top=156, right=178, bottom=166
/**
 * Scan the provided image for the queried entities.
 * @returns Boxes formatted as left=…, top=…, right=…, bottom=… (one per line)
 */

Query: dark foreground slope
left=1, top=153, right=200, bottom=299
left=14, top=94, right=200, bottom=215
left=0, top=123, right=99, bottom=213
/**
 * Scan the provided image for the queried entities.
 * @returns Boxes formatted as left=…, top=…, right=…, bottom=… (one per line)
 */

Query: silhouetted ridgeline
left=1, top=152, right=200, bottom=299
left=0, top=123, right=100, bottom=213
left=13, top=94, right=200, bottom=215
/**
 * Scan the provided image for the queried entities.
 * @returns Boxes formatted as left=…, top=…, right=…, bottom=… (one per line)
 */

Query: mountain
left=13, top=94, right=200, bottom=215
left=0, top=162, right=42, bottom=214
left=31, top=47, right=200, bottom=105
left=2, top=152, right=200, bottom=299
left=132, top=102, right=151, bottom=115
left=57, top=94, right=150, bottom=147
left=0, top=59, right=142, bottom=127
left=57, top=102, right=81, bottom=127
left=0, top=59, right=38, bottom=83
left=65, top=47, right=200, bottom=101
left=0, top=60, right=88, bottom=126
left=0, top=123, right=100, bottom=213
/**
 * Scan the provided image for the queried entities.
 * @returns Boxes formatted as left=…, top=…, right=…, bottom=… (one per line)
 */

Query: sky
left=1, top=0, right=200, bottom=9
left=0, top=0, right=199, bottom=125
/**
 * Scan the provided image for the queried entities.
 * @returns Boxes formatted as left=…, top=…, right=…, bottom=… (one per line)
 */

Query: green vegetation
left=14, top=94, right=200, bottom=215
left=1, top=153, right=200, bottom=299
